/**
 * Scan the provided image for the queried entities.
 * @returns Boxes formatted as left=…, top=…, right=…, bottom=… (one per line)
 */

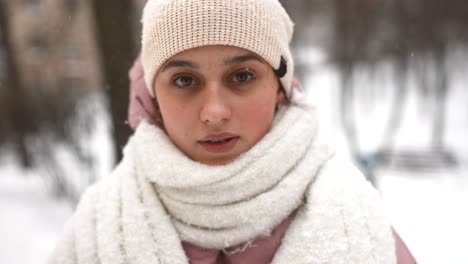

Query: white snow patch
left=0, top=154, right=73, bottom=264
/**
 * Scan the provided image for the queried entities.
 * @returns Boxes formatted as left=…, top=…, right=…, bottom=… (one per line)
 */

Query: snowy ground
left=0, top=93, right=114, bottom=264
left=0, top=155, right=73, bottom=264
left=1, top=57, right=467, bottom=263
left=379, top=167, right=468, bottom=264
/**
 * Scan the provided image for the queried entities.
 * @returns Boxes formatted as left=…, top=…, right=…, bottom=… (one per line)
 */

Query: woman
left=49, top=0, right=415, bottom=263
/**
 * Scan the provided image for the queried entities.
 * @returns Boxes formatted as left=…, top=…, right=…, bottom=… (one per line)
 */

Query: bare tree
left=91, top=0, right=135, bottom=162
left=0, top=0, right=34, bottom=168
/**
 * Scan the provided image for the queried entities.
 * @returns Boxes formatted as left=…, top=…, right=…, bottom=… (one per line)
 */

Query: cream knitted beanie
left=141, top=0, right=295, bottom=98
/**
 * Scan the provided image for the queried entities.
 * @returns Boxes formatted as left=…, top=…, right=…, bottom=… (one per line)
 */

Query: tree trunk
left=91, top=0, right=134, bottom=163
left=0, top=0, right=32, bottom=168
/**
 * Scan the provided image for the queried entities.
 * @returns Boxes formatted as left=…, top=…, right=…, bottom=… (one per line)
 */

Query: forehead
left=165, top=45, right=265, bottom=64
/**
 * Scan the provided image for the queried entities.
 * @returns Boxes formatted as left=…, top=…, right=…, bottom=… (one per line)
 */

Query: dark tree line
left=331, top=0, right=468, bottom=152
left=330, top=0, right=466, bottom=176
left=280, top=0, right=468, bottom=180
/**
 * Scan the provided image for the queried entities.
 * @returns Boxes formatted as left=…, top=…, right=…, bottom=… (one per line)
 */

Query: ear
left=276, top=86, right=287, bottom=106
left=276, top=90, right=286, bottom=105
left=152, top=98, right=165, bottom=129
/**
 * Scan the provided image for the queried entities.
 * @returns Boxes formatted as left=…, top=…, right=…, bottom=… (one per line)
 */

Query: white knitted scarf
left=48, top=95, right=396, bottom=264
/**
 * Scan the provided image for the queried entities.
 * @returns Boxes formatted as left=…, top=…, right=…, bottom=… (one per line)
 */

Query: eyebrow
left=224, top=53, right=265, bottom=66
left=161, top=60, right=199, bottom=72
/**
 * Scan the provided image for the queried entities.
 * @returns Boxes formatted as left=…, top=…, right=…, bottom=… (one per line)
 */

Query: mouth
left=198, top=134, right=239, bottom=153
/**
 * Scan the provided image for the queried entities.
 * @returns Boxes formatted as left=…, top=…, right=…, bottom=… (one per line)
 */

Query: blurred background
left=0, top=0, right=467, bottom=263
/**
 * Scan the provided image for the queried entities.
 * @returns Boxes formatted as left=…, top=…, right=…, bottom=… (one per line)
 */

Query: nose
left=199, top=84, right=231, bottom=127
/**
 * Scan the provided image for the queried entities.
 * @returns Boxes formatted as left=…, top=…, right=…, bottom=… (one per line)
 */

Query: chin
left=199, top=155, right=239, bottom=166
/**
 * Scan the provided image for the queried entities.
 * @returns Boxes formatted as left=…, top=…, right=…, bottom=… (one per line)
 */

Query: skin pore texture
left=153, top=45, right=286, bottom=166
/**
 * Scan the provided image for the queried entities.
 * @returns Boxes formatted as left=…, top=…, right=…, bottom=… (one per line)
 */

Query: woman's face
left=154, top=45, right=285, bottom=165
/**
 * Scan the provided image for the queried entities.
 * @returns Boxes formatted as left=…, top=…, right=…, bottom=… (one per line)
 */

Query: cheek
left=237, top=93, right=277, bottom=136
left=156, top=93, right=192, bottom=137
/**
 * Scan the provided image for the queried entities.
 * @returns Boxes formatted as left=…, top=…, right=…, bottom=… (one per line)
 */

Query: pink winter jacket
left=127, top=55, right=416, bottom=264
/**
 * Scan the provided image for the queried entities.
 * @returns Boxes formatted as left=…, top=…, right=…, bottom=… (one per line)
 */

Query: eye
left=173, top=75, right=198, bottom=88
left=230, top=69, right=256, bottom=84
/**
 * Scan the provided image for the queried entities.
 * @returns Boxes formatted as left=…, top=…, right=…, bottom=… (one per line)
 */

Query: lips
left=198, top=133, right=239, bottom=153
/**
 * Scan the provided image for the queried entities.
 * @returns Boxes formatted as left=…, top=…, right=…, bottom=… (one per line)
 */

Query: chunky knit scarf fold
left=48, top=94, right=396, bottom=264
